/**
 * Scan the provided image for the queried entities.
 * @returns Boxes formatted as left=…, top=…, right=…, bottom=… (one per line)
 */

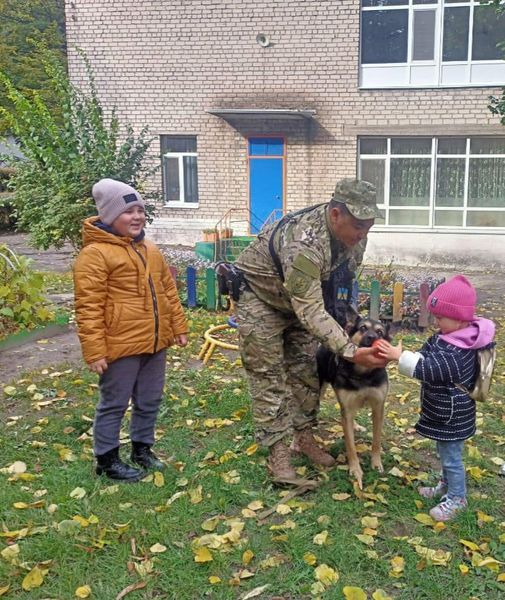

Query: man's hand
left=88, top=358, right=108, bottom=375
left=175, top=334, right=188, bottom=347
left=351, top=347, right=389, bottom=369
left=375, top=340, right=402, bottom=362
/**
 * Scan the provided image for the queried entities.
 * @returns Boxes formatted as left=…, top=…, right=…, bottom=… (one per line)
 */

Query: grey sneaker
left=429, top=496, right=467, bottom=522
left=418, top=480, right=448, bottom=499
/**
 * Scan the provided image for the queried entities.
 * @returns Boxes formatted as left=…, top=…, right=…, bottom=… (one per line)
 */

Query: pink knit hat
left=427, top=275, right=476, bottom=321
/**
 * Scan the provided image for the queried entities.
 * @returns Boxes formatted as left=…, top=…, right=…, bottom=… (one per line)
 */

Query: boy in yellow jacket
left=74, top=179, right=188, bottom=482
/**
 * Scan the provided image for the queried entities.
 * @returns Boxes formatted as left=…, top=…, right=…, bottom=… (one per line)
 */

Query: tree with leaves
left=0, top=0, right=66, bottom=135
left=0, top=52, right=157, bottom=250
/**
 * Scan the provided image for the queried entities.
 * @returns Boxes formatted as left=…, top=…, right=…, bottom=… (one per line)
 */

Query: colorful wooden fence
left=171, top=266, right=439, bottom=327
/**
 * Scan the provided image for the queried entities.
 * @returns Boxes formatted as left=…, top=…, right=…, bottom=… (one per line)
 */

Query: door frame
left=247, top=134, right=286, bottom=235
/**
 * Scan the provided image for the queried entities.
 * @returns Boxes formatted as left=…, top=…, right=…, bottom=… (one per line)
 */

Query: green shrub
left=0, top=243, right=54, bottom=338
left=0, top=50, right=157, bottom=250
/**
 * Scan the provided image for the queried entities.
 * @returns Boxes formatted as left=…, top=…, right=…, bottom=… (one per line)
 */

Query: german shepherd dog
left=317, top=302, right=390, bottom=489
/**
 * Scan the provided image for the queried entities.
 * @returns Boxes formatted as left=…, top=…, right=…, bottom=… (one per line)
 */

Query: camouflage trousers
left=237, top=288, right=320, bottom=447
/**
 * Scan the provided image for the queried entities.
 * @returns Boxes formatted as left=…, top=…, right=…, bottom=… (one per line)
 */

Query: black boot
left=95, top=447, right=145, bottom=482
left=131, top=441, right=164, bottom=470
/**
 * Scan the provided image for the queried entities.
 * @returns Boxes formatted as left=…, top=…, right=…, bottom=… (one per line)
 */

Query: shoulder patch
left=285, top=270, right=312, bottom=296
left=292, top=254, right=320, bottom=279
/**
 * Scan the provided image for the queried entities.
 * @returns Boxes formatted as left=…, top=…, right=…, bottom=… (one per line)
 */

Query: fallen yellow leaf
left=332, top=492, right=351, bottom=501
left=276, top=503, right=292, bottom=515
left=303, top=552, right=317, bottom=566
left=22, top=566, right=45, bottom=591
left=75, top=584, right=91, bottom=598
left=361, top=516, right=379, bottom=529
left=258, top=555, right=287, bottom=570
left=189, top=485, right=203, bottom=504
left=355, top=534, right=375, bottom=546
left=245, top=443, right=258, bottom=456
left=414, top=513, right=436, bottom=526
left=242, top=549, right=254, bottom=565
left=343, top=586, right=367, bottom=600
left=0, top=544, right=19, bottom=562
left=149, top=543, right=167, bottom=553
left=476, top=510, right=494, bottom=527
left=194, top=547, right=213, bottom=563
left=314, top=563, right=339, bottom=586
left=201, top=517, right=220, bottom=532
left=460, top=539, right=480, bottom=552
left=153, top=471, right=164, bottom=488
left=389, top=555, right=405, bottom=578
left=313, top=530, right=329, bottom=545
left=372, top=590, right=393, bottom=600
left=70, top=487, right=87, bottom=499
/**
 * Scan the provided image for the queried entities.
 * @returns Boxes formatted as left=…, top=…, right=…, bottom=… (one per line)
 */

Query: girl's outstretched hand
left=375, top=339, right=403, bottom=361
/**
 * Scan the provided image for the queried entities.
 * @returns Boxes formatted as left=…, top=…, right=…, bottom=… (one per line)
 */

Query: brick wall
left=65, top=0, right=504, bottom=248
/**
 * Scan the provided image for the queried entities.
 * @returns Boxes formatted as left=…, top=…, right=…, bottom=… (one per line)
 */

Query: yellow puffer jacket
left=73, top=217, right=188, bottom=364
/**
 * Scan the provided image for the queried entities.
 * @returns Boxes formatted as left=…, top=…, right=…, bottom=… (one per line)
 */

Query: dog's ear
left=345, top=305, right=361, bottom=334
left=387, top=321, right=401, bottom=339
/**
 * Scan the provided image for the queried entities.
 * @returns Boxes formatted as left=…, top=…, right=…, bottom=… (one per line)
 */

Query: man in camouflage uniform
left=235, top=178, right=386, bottom=483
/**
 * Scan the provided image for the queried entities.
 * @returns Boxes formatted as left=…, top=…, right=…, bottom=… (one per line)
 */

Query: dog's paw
left=371, top=455, right=384, bottom=473
left=349, top=464, right=364, bottom=489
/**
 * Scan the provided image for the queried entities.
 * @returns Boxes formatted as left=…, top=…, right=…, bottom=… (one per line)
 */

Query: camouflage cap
left=332, top=178, right=383, bottom=220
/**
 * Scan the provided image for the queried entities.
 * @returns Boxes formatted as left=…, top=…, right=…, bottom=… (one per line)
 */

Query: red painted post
left=418, top=282, right=430, bottom=328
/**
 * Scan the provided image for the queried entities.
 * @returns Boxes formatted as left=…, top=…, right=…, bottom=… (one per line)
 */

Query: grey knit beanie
left=92, top=178, right=145, bottom=225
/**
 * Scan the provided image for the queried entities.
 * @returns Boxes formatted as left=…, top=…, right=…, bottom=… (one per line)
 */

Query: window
left=160, top=135, right=199, bottom=205
left=360, top=0, right=505, bottom=88
left=358, top=137, right=505, bottom=228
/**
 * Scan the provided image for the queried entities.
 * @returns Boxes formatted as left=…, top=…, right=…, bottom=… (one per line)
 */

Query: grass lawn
left=1, top=309, right=504, bottom=599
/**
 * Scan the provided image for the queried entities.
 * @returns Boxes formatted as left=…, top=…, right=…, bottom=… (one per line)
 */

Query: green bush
left=0, top=51, right=157, bottom=250
left=0, top=243, right=54, bottom=338
left=0, top=166, right=16, bottom=231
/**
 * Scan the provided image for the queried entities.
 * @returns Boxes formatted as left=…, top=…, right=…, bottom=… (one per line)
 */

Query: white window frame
left=360, top=0, right=505, bottom=88
left=358, top=136, right=505, bottom=230
left=161, top=136, right=199, bottom=208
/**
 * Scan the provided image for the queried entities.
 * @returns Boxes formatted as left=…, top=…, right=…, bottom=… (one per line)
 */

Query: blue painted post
left=369, top=280, right=380, bottom=320
left=186, top=266, right=197, bottom=308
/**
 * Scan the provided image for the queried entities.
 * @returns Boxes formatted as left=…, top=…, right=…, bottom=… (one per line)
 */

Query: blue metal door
left=248, top=137, right=284, bottom=233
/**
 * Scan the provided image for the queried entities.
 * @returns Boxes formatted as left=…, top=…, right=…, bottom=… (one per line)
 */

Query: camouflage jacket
left=235, top=203, right=366, bottom=357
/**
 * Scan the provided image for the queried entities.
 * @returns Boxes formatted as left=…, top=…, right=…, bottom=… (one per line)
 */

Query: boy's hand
left=175, top=334, right=188, bottom=347
left=88, top=358, right=108, bottom=375
left=375, top=340, right=402, bottom=361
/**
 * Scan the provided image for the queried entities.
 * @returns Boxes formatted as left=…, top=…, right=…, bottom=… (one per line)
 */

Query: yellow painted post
left=392, top=282, right=404, bottom=323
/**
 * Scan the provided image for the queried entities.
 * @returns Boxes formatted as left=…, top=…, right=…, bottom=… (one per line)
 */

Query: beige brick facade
left=65, top=0, right=505, bottom=267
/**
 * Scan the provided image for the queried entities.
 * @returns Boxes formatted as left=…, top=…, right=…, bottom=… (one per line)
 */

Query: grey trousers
left=94, top=349, right=167, bottom=455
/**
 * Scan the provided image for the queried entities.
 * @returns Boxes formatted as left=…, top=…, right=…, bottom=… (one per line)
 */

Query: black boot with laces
left=95, top=447, right=145, bottom=482
left=131, top=441, right=164, bottom=470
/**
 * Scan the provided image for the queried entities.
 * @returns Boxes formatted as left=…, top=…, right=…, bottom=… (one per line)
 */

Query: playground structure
left=197, top=322, right=239, bottom=365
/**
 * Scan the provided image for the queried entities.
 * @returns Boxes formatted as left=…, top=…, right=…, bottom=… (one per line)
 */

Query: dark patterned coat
left=413, top=335, right=477, bottom=441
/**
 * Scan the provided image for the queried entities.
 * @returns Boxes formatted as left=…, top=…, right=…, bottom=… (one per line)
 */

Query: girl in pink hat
left=377, top=275, right=495, bottom=521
